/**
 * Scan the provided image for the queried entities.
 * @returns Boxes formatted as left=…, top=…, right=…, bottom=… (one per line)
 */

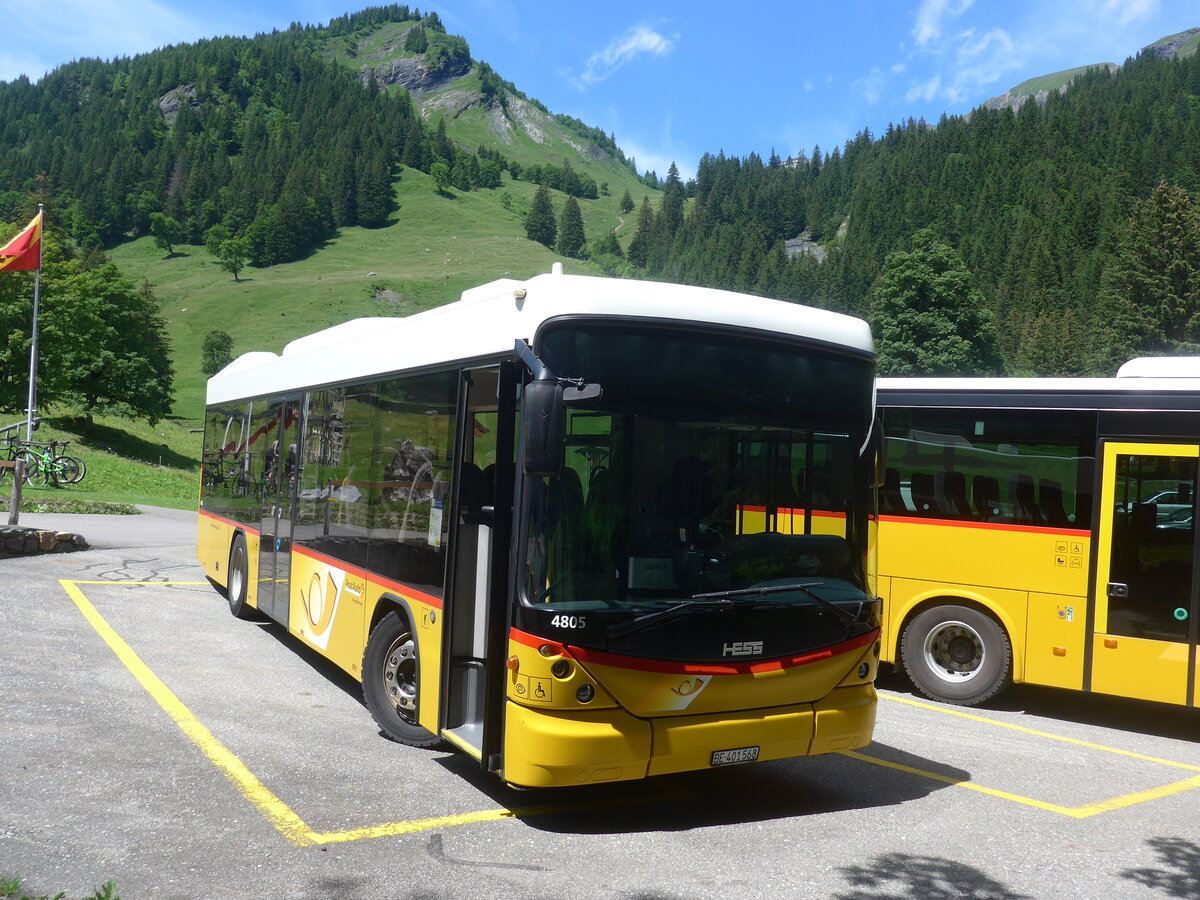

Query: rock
left=0, top=524, right=88, bottom=557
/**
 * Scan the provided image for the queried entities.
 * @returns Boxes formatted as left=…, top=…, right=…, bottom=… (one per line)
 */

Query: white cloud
left=1100, top=0, right=1160, bottom=27
left=579, top=25, right=676, bottom=87
left=619, top=139, right=693, bottom=183
left=912, top=0, right=975, bottom=47
left=854, top=67, right=888, bottom=105
left=905, top=74, right=943, bottom=103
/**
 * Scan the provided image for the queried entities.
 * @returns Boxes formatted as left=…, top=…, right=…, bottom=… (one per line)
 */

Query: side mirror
left=522, top=380, right=565, bottom=477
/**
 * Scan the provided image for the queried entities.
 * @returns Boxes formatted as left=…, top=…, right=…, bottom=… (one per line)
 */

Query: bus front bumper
left=500, top=684, right=877, bottom=789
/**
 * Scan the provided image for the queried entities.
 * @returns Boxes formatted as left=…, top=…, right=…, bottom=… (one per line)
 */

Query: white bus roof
left=1116, top=356, right=1200, bottom=378
left=876, top=373, right=1200, bottom=413
left=877, top=375, right=1200, bottom=393
left=207, top=266, right=873, bottom=405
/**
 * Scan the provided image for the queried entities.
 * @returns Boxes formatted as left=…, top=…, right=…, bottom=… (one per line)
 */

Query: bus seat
left=1130, top=501, right=1157, bottom=538
left=457, top=462, right=488, bottom=524
left=1038, top=479, right=1070, bottom=528
left=879, top=467, right=906, bottom=514
left=910, top=472, right=940, bottom=516
left=972, top=476, right=1001, bottom=520
left=940, top=470, right=973, bottom=519
left=1015, top=475, right=1042, bottom=526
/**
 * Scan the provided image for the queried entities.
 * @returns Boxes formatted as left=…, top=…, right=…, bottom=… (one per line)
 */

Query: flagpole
left=25, top=203, right=43, bottom=443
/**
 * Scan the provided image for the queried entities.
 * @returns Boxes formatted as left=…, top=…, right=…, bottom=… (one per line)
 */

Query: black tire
left=16, top=450, right=45, bottom=486
left=50, top=456, right=80, bottom=485
left=362, top=610, right=442, bottom=748
left=65, top=455, right=86, bottom=484
left=226, top=533, right=255, bottom=620
left=901, top=604, right=1012, bottom=706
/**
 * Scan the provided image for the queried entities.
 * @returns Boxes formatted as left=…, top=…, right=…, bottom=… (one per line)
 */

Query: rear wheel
left=50, top=456, right=80, bottom=485
left=64, top=456, right=86, bottom=483
left=901, top=604, right=1011, bottom=706
left=226, top=533, right=255, bottom=619
left=362, top=610, right=441, bottom=748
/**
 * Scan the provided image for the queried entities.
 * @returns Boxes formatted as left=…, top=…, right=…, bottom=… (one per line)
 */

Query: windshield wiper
left=693, top=581, right=863, bottom=628
left=604, top=599, right=732, bottom=639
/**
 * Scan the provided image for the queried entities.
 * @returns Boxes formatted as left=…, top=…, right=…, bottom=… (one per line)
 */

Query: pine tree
left=356, top=150, right=392, bottom=227
left=619, top=190, right=634, bottom=214
left=557, top=196, right=585, bottom=258
left=524, top=184, right=556, bottom=248
left=1096, top=181, right=1200, bottom=368
left=627, top=196, right=654, bottom=267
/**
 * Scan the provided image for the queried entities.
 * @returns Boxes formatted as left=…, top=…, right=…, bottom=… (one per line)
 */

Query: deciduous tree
left=869, top=229, right=1000, bottom=376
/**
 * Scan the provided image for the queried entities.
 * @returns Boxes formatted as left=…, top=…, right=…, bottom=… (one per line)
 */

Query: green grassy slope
left=1006, top=63, right=1117, bottom=98
left=109, top=168, right=639, bottom=424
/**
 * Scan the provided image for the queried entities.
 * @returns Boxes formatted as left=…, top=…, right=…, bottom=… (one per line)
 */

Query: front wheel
left=901, top=604, right=1012, bottom=706
left=362, top=611, right=441, bottom=748
left=16, top=450, right=45, bottom=486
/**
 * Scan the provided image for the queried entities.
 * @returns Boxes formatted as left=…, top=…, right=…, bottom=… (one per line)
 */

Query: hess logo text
left=722, top=640, right=764, bottom=657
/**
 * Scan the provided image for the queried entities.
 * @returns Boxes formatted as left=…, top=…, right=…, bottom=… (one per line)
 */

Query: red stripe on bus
left=875, top=515, right=1090, bottom=537
left=509, top=627, right=879, bottom=675
left=199, top=508, right=260, bottom=536
left=292, top=544, right=444, bottom=610
left=738, top=505, right=846, bottom=519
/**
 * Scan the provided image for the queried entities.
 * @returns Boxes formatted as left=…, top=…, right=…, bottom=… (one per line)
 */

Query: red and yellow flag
left=0, top=211, right=43, bottom=271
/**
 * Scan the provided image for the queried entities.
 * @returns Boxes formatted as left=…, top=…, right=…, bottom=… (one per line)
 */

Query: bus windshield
left=521, top=322, right=874, bottom=615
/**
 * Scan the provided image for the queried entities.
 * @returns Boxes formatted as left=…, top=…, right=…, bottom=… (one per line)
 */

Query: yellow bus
left=875, top=360, right=1200, bottom=708
left=198, top=265, right=882, bottom=788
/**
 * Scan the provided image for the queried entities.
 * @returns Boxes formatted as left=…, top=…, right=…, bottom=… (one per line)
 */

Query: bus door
left=441, top=364, right=516, bottom=766
left=257, top=396, right=302, bottom=626
left=1092, top=442, right=1198, bottom=706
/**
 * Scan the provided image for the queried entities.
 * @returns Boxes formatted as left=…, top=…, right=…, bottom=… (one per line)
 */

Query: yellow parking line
left=882, top=693, right=1200, bottom=772
left=836, top=693, right=1200, bottom=817
left=60, top=580, right=666, bottom=847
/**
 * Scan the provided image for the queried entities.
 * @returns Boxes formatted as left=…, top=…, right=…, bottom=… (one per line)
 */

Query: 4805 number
left=550, top=614, right=587, bottom=629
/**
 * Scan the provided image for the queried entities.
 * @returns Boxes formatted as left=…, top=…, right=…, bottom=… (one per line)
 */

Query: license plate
left=711, top=746, right=759, bottom=767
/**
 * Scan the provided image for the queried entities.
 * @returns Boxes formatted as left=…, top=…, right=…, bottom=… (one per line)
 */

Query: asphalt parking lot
left=2, top=508, right=1199, bottom=899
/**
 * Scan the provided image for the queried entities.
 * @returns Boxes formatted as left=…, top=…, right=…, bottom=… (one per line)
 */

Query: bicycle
left=8, top=439, right=87, bottom=487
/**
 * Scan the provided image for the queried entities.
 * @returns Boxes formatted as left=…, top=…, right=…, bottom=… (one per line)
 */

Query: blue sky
left=2, top=0, right=1198, bottom=179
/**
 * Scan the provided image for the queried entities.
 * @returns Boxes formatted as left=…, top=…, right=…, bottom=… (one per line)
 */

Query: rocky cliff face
left=981, top=27, right=1198, bottom=114
left=1143, top=27, right=1200, bottom=59
left=361, top=54, right=470, bottom=94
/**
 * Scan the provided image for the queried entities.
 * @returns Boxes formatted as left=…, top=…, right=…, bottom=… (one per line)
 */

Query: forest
left=1, top=7, right=1199, bottom=382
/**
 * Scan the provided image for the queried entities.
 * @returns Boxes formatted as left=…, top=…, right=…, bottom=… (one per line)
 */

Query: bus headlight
left=576, top=684, right=595, bottom=703
left=857, top=662, right=870, bottom=679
